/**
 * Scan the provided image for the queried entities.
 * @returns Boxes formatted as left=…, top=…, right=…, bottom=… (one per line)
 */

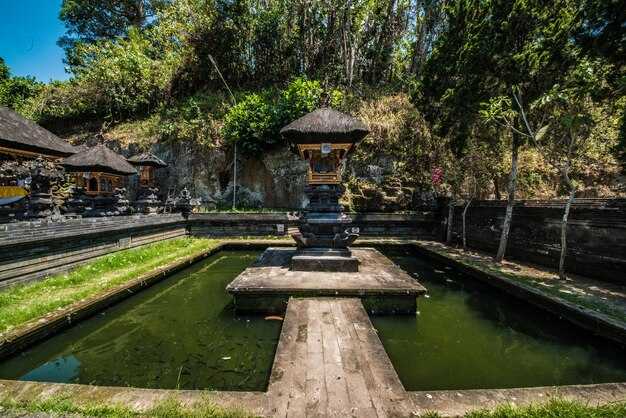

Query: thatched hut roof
left=127, top=151, right=168, bottom=168
left=280, top=108, right=369, bottom=153
left=0, top=105, right=76, bottom=157
left=60, top=145, right=137, bottom=176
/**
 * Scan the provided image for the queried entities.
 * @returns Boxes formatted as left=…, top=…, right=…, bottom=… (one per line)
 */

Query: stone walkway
left=266, top=297, right=414, bottom=417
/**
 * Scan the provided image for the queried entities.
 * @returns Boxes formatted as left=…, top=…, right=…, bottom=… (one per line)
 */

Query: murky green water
left=0, top=251, right=282, bottom=391
left=372, top=247, right=626, bottom=391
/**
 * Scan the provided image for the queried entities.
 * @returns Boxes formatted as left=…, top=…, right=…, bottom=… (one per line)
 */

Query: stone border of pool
left=406, top=241, right=626, bottom=346
left=0, top=356, right=624, bottom=418
left=1, top=238, right=625, bottom=417
left=0, top=239, right=293, bottom=360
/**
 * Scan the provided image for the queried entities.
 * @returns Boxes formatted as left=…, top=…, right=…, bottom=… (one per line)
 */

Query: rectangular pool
left=372, top=247, right=626, bottom=391
left=0, top=251, right=282, bottom=391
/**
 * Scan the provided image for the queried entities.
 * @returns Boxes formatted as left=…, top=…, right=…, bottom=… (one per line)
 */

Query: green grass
left=0, top=237, right=220, bottom=336
left=1, top=394, right=255, bottom=417
left=461, top=258, right=626, bottom=323
left=465, top=398, right=626, bottom=418
left=3, top=395, right=624, bottom=418
left=419, top=244, right=626, bottom=324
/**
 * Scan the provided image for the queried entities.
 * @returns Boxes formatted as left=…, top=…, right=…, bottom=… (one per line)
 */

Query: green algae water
left=0, top=250, right=281, bottom=391
left=372, top=247, right=626, bottom=391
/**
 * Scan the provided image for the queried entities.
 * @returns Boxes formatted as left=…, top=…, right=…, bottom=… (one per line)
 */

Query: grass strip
left=421, top=399, right=626, bottom=418
left=0, top=237, right=220, bottom=336
left=0, top=394, right=255, bottom=418
left=466, top=398, right=626, bottom=418
left=417, top=243, right=626, bottom=323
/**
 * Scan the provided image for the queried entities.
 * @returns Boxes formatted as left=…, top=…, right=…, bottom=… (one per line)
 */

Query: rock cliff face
left=64, top=132, right=424, bottom=211
left=93, top=139, right=310, bottom=209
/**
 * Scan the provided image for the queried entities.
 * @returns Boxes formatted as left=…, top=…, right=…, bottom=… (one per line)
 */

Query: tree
left=483, top=59, right=600, bottom=279
left=58, top=0, right=167, bottom=68
left=574, top=0, right=626, bottom=173
left=0, top=57, right=42, bottom=115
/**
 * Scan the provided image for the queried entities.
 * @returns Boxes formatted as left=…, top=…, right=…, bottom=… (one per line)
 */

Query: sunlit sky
left=0, top=1, right=69, bottom=82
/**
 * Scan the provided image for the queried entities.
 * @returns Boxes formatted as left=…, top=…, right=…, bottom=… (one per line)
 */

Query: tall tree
left=58, top=0, right=167, bottom=68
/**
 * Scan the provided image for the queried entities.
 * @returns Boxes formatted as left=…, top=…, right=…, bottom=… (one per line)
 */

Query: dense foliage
left=0, top=0, right=622, bottom=200
left=0, top=58, right=42, bottom=117
left=222, top=78, right=341, bottom=154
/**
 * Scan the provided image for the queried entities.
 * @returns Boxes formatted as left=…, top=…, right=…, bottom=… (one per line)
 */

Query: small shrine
left=280, top=107, right=369, bottom=271
left=0, top=105, right=75, bottom=220
left=127, top=151, right=168, bottom=214
left=60, top=143, right=136, bottom=217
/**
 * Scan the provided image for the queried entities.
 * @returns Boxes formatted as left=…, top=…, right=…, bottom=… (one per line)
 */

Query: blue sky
left=0, top=1, right=69, bottom=82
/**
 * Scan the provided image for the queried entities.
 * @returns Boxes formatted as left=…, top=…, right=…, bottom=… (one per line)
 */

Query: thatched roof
left=60, top=145, right=137, bottom=176
left=0, top=105, right=76, bottom=157
left=280, top=108, right=370, bottom=149
left=127, top=151, right=168, bottom=168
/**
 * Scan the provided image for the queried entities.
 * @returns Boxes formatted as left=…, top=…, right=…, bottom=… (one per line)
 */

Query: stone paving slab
left=265, top=297, right=416, bottom=417
left=228, top=247, right=426, bottom=293
left=227, top=248, right=426, bottom=313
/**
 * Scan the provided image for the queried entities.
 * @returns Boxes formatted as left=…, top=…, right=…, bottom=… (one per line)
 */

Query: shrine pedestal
left=292, top=247, right=359, bottom=272
left=227, top=247, right=426, bottom=314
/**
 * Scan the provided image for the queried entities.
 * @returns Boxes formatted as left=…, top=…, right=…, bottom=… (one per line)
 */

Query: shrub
left=221, top=78, right=342, bottom=155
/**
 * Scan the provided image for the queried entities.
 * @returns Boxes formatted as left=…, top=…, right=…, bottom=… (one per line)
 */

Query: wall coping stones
left=0, top=214, right=188, bottom=248
left=465, top=198, right=626, bottom=209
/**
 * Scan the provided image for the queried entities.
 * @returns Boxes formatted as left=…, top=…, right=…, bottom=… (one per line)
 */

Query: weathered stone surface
left=292, top=247, right=360, bottom=272
left=226, top=247, right=426, bottom=313
left=444, top=199, right=626, bottom=284
left=266, top=298, right=416, bottom=417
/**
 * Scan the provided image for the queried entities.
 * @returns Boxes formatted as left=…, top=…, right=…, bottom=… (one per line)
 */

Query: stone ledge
left=411, top=241, right=626, bottom=346
left=409, top=383, right=626, bottom=417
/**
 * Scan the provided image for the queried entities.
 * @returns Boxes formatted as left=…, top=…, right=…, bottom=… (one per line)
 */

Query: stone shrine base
left=226, top=247, right=426, bottom=314
left=291, top=247, right=359, bottom=272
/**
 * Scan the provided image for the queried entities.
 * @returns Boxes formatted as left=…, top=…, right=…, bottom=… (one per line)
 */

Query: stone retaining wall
left=187, top=213, right=299, bottom=237
left=446, top=199, right=626, bottom=284
left=0, top=214, right=188, bottom=289
left=0, top=212, right=437, bottom=289
left=347, top=212, right=435, bottom=238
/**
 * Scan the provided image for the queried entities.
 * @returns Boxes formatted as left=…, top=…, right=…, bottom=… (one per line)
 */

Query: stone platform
left=292, top=247, right=359, bottom=272
left=226, top=247, right=426, bottom=314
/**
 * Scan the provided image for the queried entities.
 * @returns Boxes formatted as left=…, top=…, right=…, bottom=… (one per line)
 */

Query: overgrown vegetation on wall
left=0, top=0, right=623, bottom=206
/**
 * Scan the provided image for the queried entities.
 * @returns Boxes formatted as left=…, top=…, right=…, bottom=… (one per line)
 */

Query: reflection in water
left=373, top=247, right=626, bottom=391
left=21, top=355, right=80, bottom=383
left=0, top=251, right=281, bottom=391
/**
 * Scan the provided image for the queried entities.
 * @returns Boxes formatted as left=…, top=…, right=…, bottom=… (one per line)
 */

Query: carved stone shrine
left=280, top=107, right=369, bottom=272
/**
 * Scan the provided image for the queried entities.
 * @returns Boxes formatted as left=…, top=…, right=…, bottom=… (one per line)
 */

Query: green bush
left=221, top=78, right=341, bottom=155
left=152, top=91, right=231, bottom=145
left=221, top=93, right=275, bottom=154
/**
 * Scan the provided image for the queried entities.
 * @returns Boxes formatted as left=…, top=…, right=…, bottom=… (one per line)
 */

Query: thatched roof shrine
left=0, top=105, right=76, bottom=158
left=127, top=152, right=168, bottom=168
left=280, top=108, right=369, bottom=156
left=61, top=145, right=137, bottom=176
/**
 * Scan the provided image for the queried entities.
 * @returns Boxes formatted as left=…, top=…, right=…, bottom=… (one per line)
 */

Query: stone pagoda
left=280, top=107, right=369, bottom=271
left=127, top=151, right=168, bottom=214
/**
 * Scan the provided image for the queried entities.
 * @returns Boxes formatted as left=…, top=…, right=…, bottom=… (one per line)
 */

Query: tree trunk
left=495, top=140, right=519, bottom=262
left=445, top=185, right=456, bottom=244
left=493, top=176, right=501, bottom=200
left=559, top=181, right=577, bottom=280
left=462, top=194, right=474, bottom=251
